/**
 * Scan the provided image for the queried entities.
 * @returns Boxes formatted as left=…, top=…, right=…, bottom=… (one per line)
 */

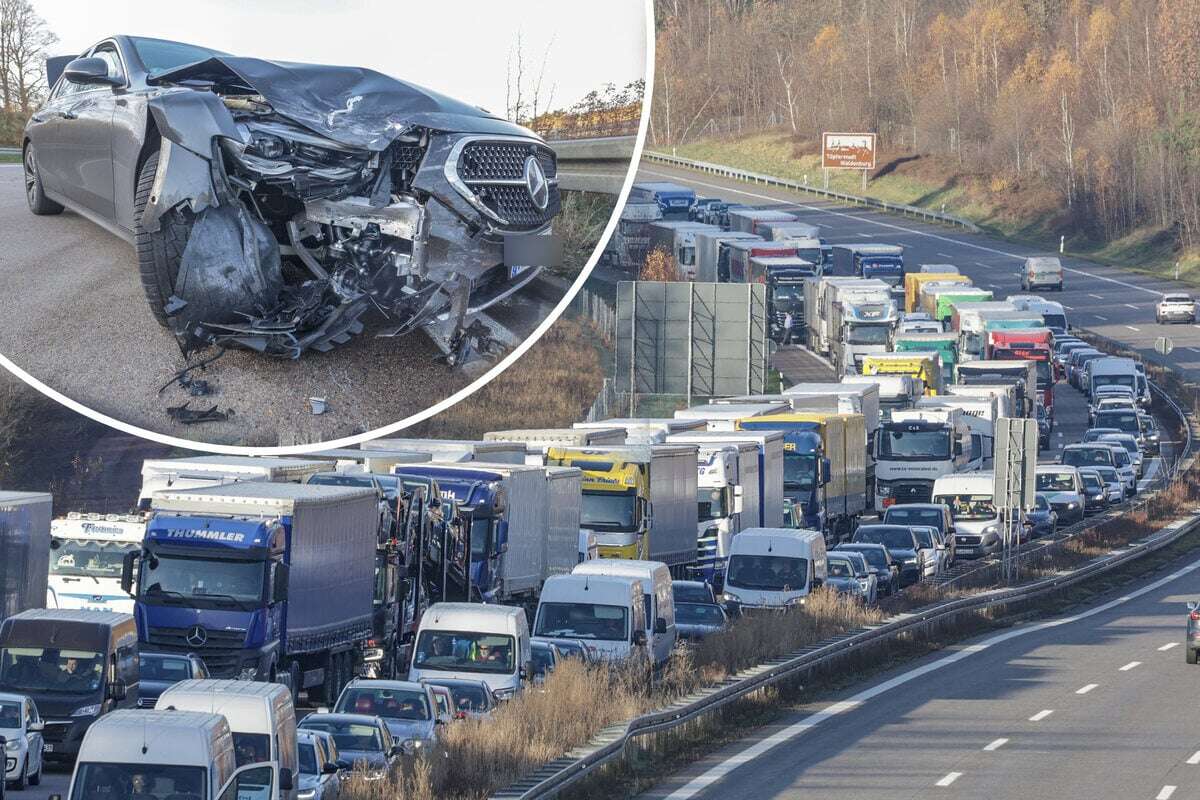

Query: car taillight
left=455, top=711, right=468, bottom=719
left=1190, top=611, right=1200, bottom=621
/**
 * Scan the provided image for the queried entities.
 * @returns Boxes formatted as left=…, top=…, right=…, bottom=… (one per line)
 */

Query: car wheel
left=1189, top=647, right=1198, bottom=665
left=133, top=149, right=194, bottom=328
left=23, top=144, right=64, bottom=216
left=10, top=756, right=25, bottom=791
left=27, top=760, right=39, bottom=788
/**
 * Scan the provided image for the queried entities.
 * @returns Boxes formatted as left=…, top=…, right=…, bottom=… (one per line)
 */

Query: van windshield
left=71, top=763, right=207, bottom=800
left=726, top=554, right=809, bottom=591
left=534, top=603, right=629, bottom=642
left=0, top=647, right=104, bottom=694
left=1094, top=411, right=1140, bottom=435
left=932, top=494, right=996, bottom=520
left=412, top=631, right=516, bottom=674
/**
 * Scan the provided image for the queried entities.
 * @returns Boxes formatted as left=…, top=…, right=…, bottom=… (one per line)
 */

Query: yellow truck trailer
left=904, top=272, right=970, bottom=313
left=862, top=352, right=944, bottom=396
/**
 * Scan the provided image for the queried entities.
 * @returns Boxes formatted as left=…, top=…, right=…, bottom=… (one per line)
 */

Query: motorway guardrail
left=642, top=150, right=982, bottom=233
left=549, top=135, right=637, bottom=195
left=0, top=146, right=20, bottom=156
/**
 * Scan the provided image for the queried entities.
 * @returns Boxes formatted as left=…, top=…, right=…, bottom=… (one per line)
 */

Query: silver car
left=331, top=680, right=440, bottom=754
left=297, top=730, right=343, bottom=800
left=0, top=693, right=43, bottom=790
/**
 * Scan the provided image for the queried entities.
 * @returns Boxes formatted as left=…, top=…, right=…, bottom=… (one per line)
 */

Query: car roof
left=884, top=503, right=945, bottom=511
left=300, top=712, right=381, bottom=726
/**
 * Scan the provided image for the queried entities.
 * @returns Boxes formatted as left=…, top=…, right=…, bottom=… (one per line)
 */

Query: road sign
left=993, top=417, right=1038, bottom=510
left=822, top=132, right=877, bottom=170
left=1155, top=336, right=1173, bottom=356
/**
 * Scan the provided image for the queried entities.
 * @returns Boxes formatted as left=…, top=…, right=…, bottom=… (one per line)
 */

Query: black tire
left=133, top=149, right=193, bottom=327
left=27, top=761, right=39, bottom=787
left=23, top=144, right=63, bottom=216
left=11, top=757, right=26, bottom=791
left=317, top=652, right=339, bottom=706
left=1188, top=647, right=1198, bottom=665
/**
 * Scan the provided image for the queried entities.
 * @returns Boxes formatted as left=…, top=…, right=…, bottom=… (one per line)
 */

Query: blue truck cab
left=630, top=182, right=697, bottom=221
left=832, top=244, right=905, bottom=288
left=734, top=422, right=830, bottom=532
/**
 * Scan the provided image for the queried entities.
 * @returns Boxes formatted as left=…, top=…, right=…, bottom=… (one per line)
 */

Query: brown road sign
left=822, top=132, right=877, bottom=170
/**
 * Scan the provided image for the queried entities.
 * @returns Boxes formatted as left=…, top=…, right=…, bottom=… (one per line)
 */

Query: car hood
left=339, top=749, right=388, bottom=769
left=1042, top=491, right=1080, bottom=504
left=382, top=718, right=435, bottom=741
left=148, top=56, right=537, bottom=150
left=297, top=774, right=321, bottom=792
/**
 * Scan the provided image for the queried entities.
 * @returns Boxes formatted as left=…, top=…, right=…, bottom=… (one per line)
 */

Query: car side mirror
left=29, top=721, right=43, bottom=732
left=279, top=768, right=294, bottom=792
left=106, top=679, right=127, bottom=702
left=654, top=617, right=668, bottom=635
left=63, top=57, right=121, bottom=86
left=632, top=629, right=647, bottom=647
left=335, top=759, right=352, bottom=771
left=322, top=762, right=339, bottom=775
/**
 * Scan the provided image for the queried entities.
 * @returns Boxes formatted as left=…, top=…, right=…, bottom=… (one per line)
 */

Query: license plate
left=509, top=264, right=530, bottom=279
left=42, top=743, right=53, bottom=753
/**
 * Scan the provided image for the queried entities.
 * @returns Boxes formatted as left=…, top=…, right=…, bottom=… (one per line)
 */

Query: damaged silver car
left=23, top=36, right=560, bottom=360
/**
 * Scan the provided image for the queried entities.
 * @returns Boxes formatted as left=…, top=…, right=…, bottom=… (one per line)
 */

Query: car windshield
left=337, top=687, right=430, bottom=721
left=534, top=603, right=629, bottom=642
left=299, top=742, right=319, bottom=775
left=879, top=427, right=950, bottom=460
left=697, top=488, right=728, bottom=522
left=1037, top=472, right=1076, bottom=492
left=883, top=508, right=943, bottom=529
left=1111, top=448, right=1131, bottom=467
left=49, top=540, right=139, bottom=578
left=1100, top=437, right=1138, bottom=454
left=1096, top=467, right=1120, bottom=483
left=1095, top=411, right=1140, bottom=434
left=132, top=37, right=226, bottom=76
left=1063, top=448, right=1113, bottom=467
left=840, top=546, right=887, bottom=570
left=70, top=763, right=207, bottom=800
left=531, top=645, right=556, bottom=674
left=675, top=603, right=726, bottom=625
left=412, top=631, right=516, bottom=674
left=1081, top=473, right=1104, bottom=492
left=445, top=683, right=491, bottom=712
left=138, top=554, right=265, bottom=608
left=0, top=701, right=19, bottom=728
left=846, top=325, right=891, bottom=345
left=854, top=527, right=917, bottom=550
left=673, top=584, right=713, bottom=603
left=300, top=720, right=383, bottom=753
left=1035, top=494, right=1050, bottom=511
left=827, top=558, right=854, bottom=578
left=933, top=494, right=996, bottom=520
left=1083, top=429, right=1120, bottom=442
left=579, top=491, right=637, bottom=531
left=911, top=528, right=935, bottom=548
left=140, top=654, right=192, bottom=682
left=726, top=554, right=809, bottom=591
left=0, top=647, right=103, bottom=694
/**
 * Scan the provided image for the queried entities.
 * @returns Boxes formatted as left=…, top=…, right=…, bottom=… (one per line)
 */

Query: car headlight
left=1067, top=502, right=1079, bottom=509
left=297, top=790, right=316, bottom=800
left=722, top=592, right=741, bottom=604
left=785, top=596, right=806, bottom=606
left=493, top=687, right=517, bottom=701
left=902, top=558, right=917, bottom=565
left=72, top=703, right=101, bottom=717
left=4, top=739, right=18, bottom=751
left=983, top=525, right=999, bottom=536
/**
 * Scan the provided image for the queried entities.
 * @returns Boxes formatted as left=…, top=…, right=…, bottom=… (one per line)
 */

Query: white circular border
left=0, top=0, right=655, bottom=456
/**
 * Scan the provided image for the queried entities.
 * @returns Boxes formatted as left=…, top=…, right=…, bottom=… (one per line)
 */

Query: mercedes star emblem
left=524, top=155, right=550, bottom=211
left=185, top=625, right=207, bottom=647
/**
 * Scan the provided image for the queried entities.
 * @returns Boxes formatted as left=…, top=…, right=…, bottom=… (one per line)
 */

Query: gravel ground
left=0, top=164, right=577, bottom=447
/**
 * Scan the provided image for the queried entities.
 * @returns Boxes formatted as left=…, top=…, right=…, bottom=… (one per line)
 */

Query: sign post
left=822, top=132, right=878, bottom=191
left=993, top=417, right=1038, bottom=584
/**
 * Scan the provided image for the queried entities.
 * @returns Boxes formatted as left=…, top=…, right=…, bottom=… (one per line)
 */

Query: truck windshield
left=1036, top=473, right=1076, bottom=492
left=726, top=554, right=808, bottom=591
left=846, top=325, right=890, bottom=345
left=71, top=763, right=207, bottom=800
left=932, top=494, right=996, bottom=520
left=50, top=540, right=139, bottom=578
left=783, top=453, right=817, bottom=492
left=412, top=631, right=516, bottom=674
left=1035, top=361, right=1052, bottom=386
left=772, top=285, right=803, bottom=304
left=580, top=490, right=637, bottom=531
left=534, top=603, right=629, bottom=642
left=0, top=647, right=104, bottom=694
left=697, top=488, right=730, bottom=522
left=138, top=554, right=265, bottom=608
left=879, top=428, right=950, bottom=460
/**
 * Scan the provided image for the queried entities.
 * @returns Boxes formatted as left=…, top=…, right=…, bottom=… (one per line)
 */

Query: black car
left=674, top=602, right=728, bottom=641
left=1077, top=470, right=1109, bottom=514
left=24, top=36, right=559, bottom=361
left=851, top=525, right=924, bottom=586
left=136, top=652, right=209, bottom=708
left=672, top=580, right=716, bottom=605
left=881, top=503, right=956, bottom=565
left=833, top=543, right=899, bottom=597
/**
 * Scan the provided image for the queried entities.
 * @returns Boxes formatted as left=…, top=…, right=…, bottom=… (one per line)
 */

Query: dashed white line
left=856, top=232, right=873, bottom=238
left=983, top=738, right=1008, bottom=751
left=937, top=252, right=957, bottom=260
left=1156, top=786, right=1176, bottom=800
left=1076, top=683, right=1098, bottom=694
left=1125, top=303, right=1140, bottom=310
left=1063, top=305, right=1074, bottom=310
left=1188, top=348, right=1200, bottom=355
left=1029, top=709, right=1054, bottom=722
left=1159, top=642, right=1180, bottom=651
left=1186, top=750, right=1200, bottom=765
left=1094, top=315, right=1109, bottom=321
left=1089, top=293, right=1104, bottom=299
left=1119, top=661, right=1142, bottom=671
left=1125, top=325, right=1140, bottom=332
left=936, top=772, right=962, bottom=787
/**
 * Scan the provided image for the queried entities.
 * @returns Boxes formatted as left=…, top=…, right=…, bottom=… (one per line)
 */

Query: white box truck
left=667, top=430, right=783, bottom=528
left=485, top=427, right=627, bottom=465
left=675, top=402, right=787, bottom=432
left=367, top=439, right=526, bottom=464
left=138, top=456, right=333, bottom=509
left=0, top=491, right=52, bottom=622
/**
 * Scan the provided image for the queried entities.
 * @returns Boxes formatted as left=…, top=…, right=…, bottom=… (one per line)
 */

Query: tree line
left=0, top=0, right=55, bottom=146
left=652, top=0, right=1200, bottom=252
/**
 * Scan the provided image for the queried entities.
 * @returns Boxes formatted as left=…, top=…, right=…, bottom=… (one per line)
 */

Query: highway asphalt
left=0, top=163, right=570, bottom=446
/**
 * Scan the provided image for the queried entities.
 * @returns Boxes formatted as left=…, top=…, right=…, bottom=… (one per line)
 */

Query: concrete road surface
left=642, top=549, right=1200, bottom=800
left=0, top=163, right=566, bottom=446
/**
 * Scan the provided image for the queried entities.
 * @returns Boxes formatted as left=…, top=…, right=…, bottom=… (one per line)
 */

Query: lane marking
left=1029, top=709, right=1054, bottom=721
left=983, top=738, right=1008, bottom=751
left=1186, top=751, right=1200, bottom=765
left=1063, top=305, right=1074, bottom=310
left=1094, top=315, right=1109, bottom=321
left=1157, top=786, right=1176, bottom=800
left=1125, top=303, right=1140, bottom=310
left=641, top=167, right=1166, bottom=297
left=1089, top=293, right=1104, bottom=300
left=936, top=772, right=962, bottom=787
left=1159, top=642, right=1180, bottom=651
left=856, top=232, right=873, bottom=238
left=659, top=556, right=1200, bottom=799
left=1125, top=325, right=1140, bottom=332
left=1119, top=661, right=1142, bottom=671
left=1076, top=683, right=1098, bottom=694
left=937, top=253, right=957, bottom=260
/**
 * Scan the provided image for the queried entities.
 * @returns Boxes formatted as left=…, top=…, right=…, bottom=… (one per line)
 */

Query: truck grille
left=893, top=482, right=933, bottom=504
left=452, top=138, right=560, bottom=231
left=145, top=626, right=246, bottom=677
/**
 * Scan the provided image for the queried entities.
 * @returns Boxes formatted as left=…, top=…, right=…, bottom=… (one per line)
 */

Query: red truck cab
left=990, top=328, right=1056, bottom=416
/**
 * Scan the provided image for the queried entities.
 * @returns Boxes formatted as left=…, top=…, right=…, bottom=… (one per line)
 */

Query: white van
left=66, top=709, right=286, bottom=800
left=1035, top=465, right=1085, bottom=524
left=572, top=559, right=676, bottom=666
left=1021, top=257, right=1064, bottom=291
left=407, top=603, right=532, bottom=700
left=155, top=679, right=298, bottom=796
left=932, top=473, right=1002, bottom=559
left=533, top=574, right=647, bottom=662
left=721, top=528, right=827, bottom=609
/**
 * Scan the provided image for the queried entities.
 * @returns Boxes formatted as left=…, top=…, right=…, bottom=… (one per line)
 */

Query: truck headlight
left=1067, top=502, right=1079, bottom=509
left=722, top=592, right=741, bottom=604
left=877, top=484, right=893, bottom=497
left=72, top=703, right=101, bottom=717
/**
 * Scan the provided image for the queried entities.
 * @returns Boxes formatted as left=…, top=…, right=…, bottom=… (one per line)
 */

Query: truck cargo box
left=0, top=491, right=52, bottom=622
left=368, top=439, right=526, bottom=464
left=666, top=431, right=784, bottom=528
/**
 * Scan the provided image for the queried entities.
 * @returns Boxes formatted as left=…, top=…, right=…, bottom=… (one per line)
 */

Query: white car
left=1156, top=292, right=1196, bottom=324
left=0, top=693, right=43, bottom=790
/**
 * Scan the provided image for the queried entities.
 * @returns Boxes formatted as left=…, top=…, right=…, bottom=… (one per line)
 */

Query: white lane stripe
left=1063, top=305, right=1074, bottom=310
left=1076, top=683, right=1098, bottom=694
left=937, top=253, right=957, bottom=259
left=1159, top=642, right=1180, bottom=651
left=660, top=556, right=1200, bottom=799
left=1089, top=293, right=1104, bottom=299
left=983, top=738, right=1008, bottom=751
left=640, top=167, right=1165, bottom=296
left=1125, top=325, right=1139, bottom=332
left=1094, top=315, right=1108, bottom=321
left=1125, top=303, right=1140, bottom=310
left=1157, top=786, right=1176, bottom=800
left=1119, top=661, right=1142, bottom=671
left=1187, top=750, right=1200, bottom=765
left=1029, top=709, right=1054, bottom=721
left=936, top=772, right=962, bottom=787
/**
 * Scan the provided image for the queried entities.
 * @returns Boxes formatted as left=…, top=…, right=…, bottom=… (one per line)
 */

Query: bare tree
left=505, top=31, right=556, bottom=126
left=0, top=0, right=57, bottom=113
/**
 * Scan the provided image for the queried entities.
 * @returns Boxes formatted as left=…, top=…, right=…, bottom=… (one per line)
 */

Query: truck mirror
left=632, top=629, right=648, bottom=647
left=654, top=617, right=668, bottom=635
left=120, top=551, right=137, bottom=595
left=495, top=520, right=510, bottom=554
left=821, top=458, right=832, bottom=485
left=733, top=494, right=744, bottom=514
left=273, top=563, right=290, bottom=603
left=953, top=440, right=963, bottom=457
left=106, top=679, right=127, bottom=702
left=279, top=768, right=294, bottom=792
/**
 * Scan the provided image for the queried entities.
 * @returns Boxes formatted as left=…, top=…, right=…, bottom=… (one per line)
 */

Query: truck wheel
left=23, top=144, right=63, bottom=216
left=317, top=653, right=339, bottom=706
left=287, top=661, right=302, bottom=708
left=133, top=149, right=194, bottom=328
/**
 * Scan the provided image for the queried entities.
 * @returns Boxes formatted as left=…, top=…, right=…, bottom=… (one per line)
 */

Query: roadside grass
left=0, top=153, right=19, bottom=164
left=555, top=191, right=617, bottom=279
left=662, top=132, right=1200, bottom=288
